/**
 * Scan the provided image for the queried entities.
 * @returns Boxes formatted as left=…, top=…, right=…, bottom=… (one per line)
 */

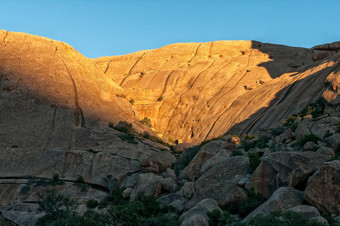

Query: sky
left=0, top=0, right=339, bottom=58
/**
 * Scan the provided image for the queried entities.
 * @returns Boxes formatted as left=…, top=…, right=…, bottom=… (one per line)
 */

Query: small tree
left=102, top=175, right=117, bottom=194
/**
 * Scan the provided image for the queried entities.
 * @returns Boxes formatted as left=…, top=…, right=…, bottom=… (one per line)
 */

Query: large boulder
left=304, top=160, right=340, bottom=215
left=186, top=156, right=249, bottom=209
left=141, top=151, right=177, bottom=174
left=200, top=149, right=231, bottom=174
left=286, top=205, right=329, bottom=224
left=180, top=215, right=209, bottom=226
left=176, top=182, right=195, bottom=199
left=246, top=151, right=329, bottom=198
left=198, top=140, right=224, bottom=155
left=129, top=173, right=178, bottom=201
left=180, top=198, right=221, bottom=225
left=1, top=202, right=43, bottom=226
left=295, top=122, right=311, bottom=141
left=184, top=151, right=214, bottom=180
left=243, top=187, right=304, bottom=222
left=325, top=133, right=340, bottom=150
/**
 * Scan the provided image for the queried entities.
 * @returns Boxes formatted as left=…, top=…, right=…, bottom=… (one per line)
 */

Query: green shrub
left=283, top=116, right=298, bottom=132
left=207, top=209, right=236, bottom=226
left=37, top=189, right=77, bottom=225
left=226, top=188, right=266, bottom=217
left=232, top=150, right=244, bottom=156
left=324, top=130, right=334, bottom=139
left=20, top=185, right=31, bottom=194
left=129, top=98, right=135, bottom=105
left=141, top=132, right=169, bottom=147
left=336, top=126, right=340, bottom=133
left=297, top=99, right=324, bottom=118
left=173, top=145, right=201, bottom=174
left=241, top=135, right=270, bottom=151
left=108, top=122, right=114, bottom=129
left=243, top=134, right=255, bottom=140
left=168, top=136, right=174, bottom=143
left=270, top=126, right=285, bottom=137
left=322, top=213, right=340, bottom=225
left=37, top=190, right=179, bottom=226
left=35, top=179, right=50, bottom=187
left=248, top=211, right=327, bottom=226
left=140, top=117, right=152, bottom=128
left=50, top=173, right=65, bottom=186
left=299, top=134, right=320, bottom=146
left=74, top=176, right=88, bottom=192
left=336, top=143, right=340, bottom=153
left=248, top=152, right=261, bottom=173
left=0, top=219, right=16, bottom=226
left=102, top=175, right=118, bottom=194
left=86, top=200, right=99, bottom=209
left=107, top=193, right=178, bottom=225
left=118, top=133, right=138, bottom=144
left=76, top=176, right=85, bottom=184
left=113, top=121, right=135, bottom=134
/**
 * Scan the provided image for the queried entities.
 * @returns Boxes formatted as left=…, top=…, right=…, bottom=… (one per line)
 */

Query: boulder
left=141, top=151, right=177, bottom=174
left=200, top=149, right=231, bottom=174
left=316, top=146, right=335, bottom=157
left=186, top=156, right=249, bottom=209
left=157, top=193, right=183, bottom=205
left=184, top=151, right=214, bottom=180
left=129, top=173, right=178, bottom=201
left=180, top=198, right=221, bottom=224
left=304, top=160, right=340, bottom=215
left=325, top=133, right=340, bottom=150
left=246, top=151, right=329, bottom=198
left=295, top=122, right=311, bottom=141
left=243, top=187, right=304, bottom=222
left=303, top=141, right=318, bottom=151
left=286, top=205, right=329, bottom=224
left=122, top=187, right=132, bottom=199
left=312, top=51, right=330, bottom=61
left=198, top=140, right=224, bottom=155
left=161, top=168, right=177, bottom=181
left=176, top=182, right=195, bottom=199
left=181, top=215, right=209, bottom=226
left=170, top=199, right=186, bottom=214
left=1, top=202, right=43, bottom=226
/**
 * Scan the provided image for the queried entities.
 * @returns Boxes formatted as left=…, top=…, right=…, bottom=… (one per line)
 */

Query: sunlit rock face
left=0, top=30, right=152, bottom=131
left=0, top=30, right=168, bottom=188
left=95, top=41, right=340, bottom=143
left=1, top=30, right=339, bottom=146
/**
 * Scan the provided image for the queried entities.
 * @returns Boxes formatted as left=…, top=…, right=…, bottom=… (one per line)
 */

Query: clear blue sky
left=1, top=0, right=339, bottom=58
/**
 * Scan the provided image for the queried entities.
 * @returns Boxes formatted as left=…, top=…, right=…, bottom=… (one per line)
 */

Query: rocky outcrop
left=246, top=151, right=329, bottom=198
left=95, top=40, right=340, bottom=143
left=180, top=198, right=221, bottom=226
left=243, top=187, right=304, bottom=222
left=304, top=160, right=340, bottom=215
left=184, top=152, right=214, bottom=180
left=186, top=156, right=249, bottom=209
left=129, top=173, right=178, bottom=201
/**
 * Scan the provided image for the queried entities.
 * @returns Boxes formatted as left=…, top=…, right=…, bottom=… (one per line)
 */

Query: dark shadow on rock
left=225, top=41, right=340, bottom=136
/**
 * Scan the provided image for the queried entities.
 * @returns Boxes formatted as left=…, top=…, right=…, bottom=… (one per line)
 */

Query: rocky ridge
left=95, top=40, right=340, bottom=143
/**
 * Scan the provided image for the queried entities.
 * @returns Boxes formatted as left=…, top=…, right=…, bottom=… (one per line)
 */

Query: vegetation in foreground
left=36, top=189, right=179, bottom=226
